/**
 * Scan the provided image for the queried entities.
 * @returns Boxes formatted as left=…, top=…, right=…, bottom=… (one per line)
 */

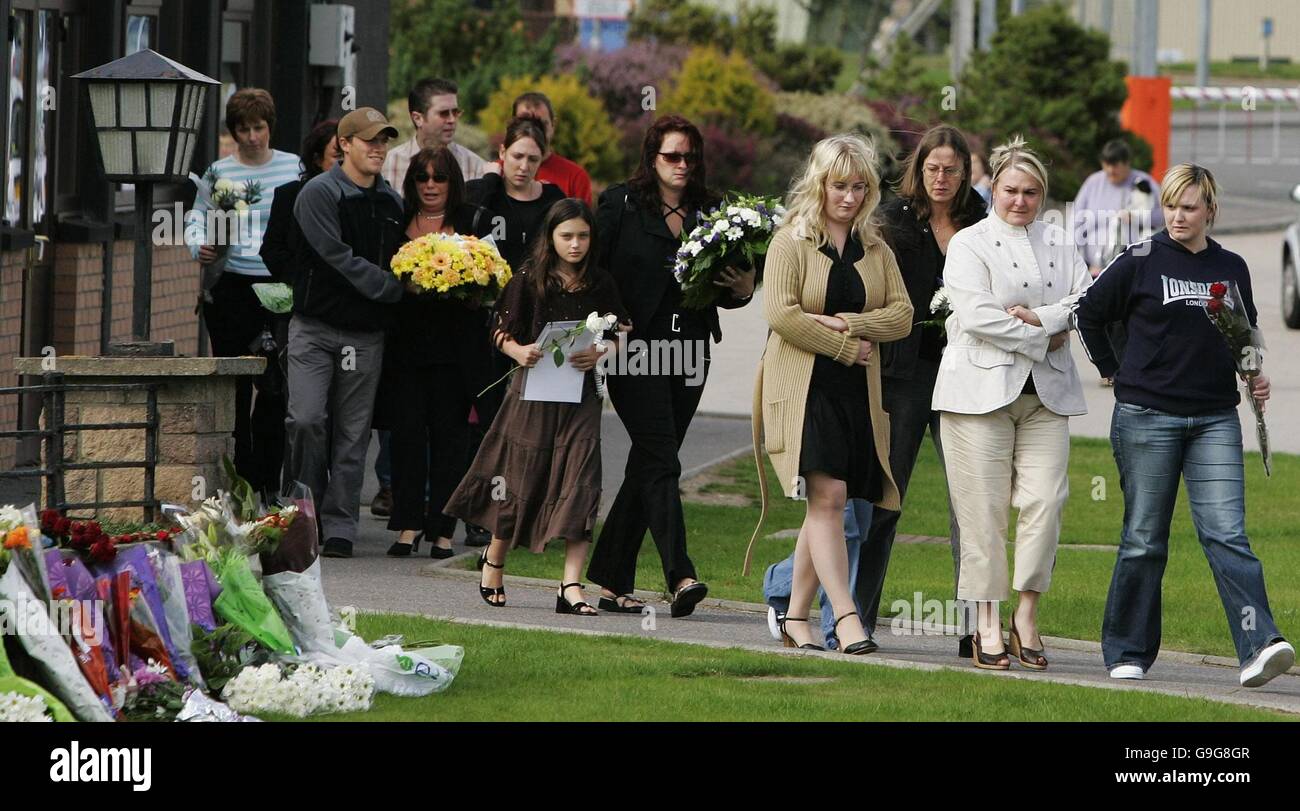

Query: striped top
left=186, top=149, right=302, bottom=276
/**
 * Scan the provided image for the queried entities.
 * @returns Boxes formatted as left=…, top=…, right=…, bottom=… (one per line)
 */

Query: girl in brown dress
left=444, top=198, right=629, bottom=615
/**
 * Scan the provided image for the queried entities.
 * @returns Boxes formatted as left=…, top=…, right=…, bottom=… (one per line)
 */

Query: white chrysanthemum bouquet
left=673, top=193, right=784, bottom=309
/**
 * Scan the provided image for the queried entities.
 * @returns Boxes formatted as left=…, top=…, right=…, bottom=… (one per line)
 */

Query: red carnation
left=1207, top=297, right=1224, bottom=314
left=1209, top=282, right=1227, bottom=299
left=156, top=530, right=171, bottom=542
left=88, top=538, right=117, bottom=564
left=56, top=517, right=71, bottom=535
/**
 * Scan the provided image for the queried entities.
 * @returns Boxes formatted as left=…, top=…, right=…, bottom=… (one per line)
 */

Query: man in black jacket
left=286, top=108, right=406, bottom=558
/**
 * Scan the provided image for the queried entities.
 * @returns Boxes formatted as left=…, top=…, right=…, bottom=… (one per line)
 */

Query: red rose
left=88, top=538, right=117, bottom=564
left=156, top=530, right=170, bottom=542
left=56, top=517, right=71, bottom=535
left=1206, top=298, right=1223, bottom=314
left=1209, top=282, right=1227, bottom=299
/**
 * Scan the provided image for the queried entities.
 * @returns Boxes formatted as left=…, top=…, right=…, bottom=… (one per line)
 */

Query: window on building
left=6, top=9, right=30, bottom=228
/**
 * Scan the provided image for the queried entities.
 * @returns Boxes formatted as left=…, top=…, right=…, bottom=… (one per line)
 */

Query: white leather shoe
left=1109, top=664, right=1146, bottom=680
left=766, top=606, right=784, bottom=642
left=1240, top=640, right=1295, bottom=688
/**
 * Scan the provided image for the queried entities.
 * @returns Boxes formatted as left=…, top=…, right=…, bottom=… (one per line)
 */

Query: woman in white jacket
left=931, top=136, right=1091, bottom=671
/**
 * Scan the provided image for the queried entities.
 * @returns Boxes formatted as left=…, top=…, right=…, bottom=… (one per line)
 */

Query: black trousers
left=588, top=358, right=708, bottom=595
left=203, top=272, right=285, bottom=494
left=854, top=359, right=961, bottom=628
left=388, top=363, right=472, bottom=540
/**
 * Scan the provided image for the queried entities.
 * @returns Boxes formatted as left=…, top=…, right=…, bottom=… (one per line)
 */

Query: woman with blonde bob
left=931, top=135, right=1092, bottom=670
left=746, top=134, right=913, bottom=654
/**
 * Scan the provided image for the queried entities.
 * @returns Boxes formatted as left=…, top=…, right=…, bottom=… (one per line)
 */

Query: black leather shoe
left=464, top=523, right=491, bottom=547
left=369, top=488, right=392, bottom=517
left=429, top=542, right=455, bottom=560
left=321, top=538, right=352, bottom=558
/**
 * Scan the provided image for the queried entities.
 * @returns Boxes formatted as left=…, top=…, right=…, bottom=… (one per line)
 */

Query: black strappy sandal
left=778, top=617, right=824, bottom=651
left=834, top=612, right=878, bottom=655
left=556, top=582, right=598, bottom=616
left=478, top=550, right=506, bottom=608
left=597, top=593, right=645, bottom=613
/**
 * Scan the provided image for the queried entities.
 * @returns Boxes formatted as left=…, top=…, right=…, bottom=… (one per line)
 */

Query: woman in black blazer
left=382, top=145, right=496, bottom=558
left=586, top=114, right=756, bottom=617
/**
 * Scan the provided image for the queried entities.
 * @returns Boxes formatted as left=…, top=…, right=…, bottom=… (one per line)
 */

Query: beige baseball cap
left=338, top=107, right=399, bottom=140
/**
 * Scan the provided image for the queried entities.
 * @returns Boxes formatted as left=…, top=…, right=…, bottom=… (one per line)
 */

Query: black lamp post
left=73, top=49, right=218, bottom=355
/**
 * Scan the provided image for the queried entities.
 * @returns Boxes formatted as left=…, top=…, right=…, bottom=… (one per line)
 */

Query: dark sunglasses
left=413, top=171, right=449, bottom=184
left=658, top=151, right=700, bottom=166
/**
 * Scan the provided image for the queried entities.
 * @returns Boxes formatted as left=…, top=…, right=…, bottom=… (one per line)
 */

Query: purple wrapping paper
left=91, top=544, right=189, bottom=681
left=44, top=551, right=121, bottom=684
left=180, top=559, right=221, bottom=633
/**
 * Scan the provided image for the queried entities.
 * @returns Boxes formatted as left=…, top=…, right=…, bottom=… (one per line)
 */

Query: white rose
left=234, top=200, right=250, bottom=212
left=725, top=227, right=744, bottom=241
left=585, top=312, right=607, bottom=334
left=687, top=241, right=704, bottom=256
left=213, top=178, right=235, bottom=193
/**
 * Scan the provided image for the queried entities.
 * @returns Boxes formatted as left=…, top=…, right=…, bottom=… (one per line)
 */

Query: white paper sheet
left=521, top=320, right=594, bottom=403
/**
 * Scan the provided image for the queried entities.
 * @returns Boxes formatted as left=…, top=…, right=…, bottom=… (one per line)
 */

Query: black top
left=811, top=236, right=867, bottom=394
left=595, top=182, right=752, bottom=344
left=260, top=178, right=303, bottom=284
left=1076, top=230, right=1258, bottom=415
left=465, top=174, right=566, bottom=274
left=389, top=203, right=492, bottom=370
left=494, top=266, right=629, bottom=350
left=877, top=193, right=988, bottom=379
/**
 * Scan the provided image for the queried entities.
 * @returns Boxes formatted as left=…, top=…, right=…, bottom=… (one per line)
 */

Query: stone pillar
left=13, top=356, right=265, bottom=522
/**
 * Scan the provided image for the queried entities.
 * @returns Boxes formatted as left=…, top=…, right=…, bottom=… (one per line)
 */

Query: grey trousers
left=283, top=313, right=385, bottom=543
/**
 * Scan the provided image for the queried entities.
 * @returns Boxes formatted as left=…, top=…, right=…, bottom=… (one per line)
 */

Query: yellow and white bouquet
left=390, top=233, right=512, bottom=305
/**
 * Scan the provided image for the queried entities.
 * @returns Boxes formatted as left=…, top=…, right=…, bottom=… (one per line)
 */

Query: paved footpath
left=324, top=534, right=1300, bottom=716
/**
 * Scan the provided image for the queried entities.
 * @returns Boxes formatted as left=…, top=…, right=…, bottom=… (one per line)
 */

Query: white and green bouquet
left=673, top=193, right=784, bottom=309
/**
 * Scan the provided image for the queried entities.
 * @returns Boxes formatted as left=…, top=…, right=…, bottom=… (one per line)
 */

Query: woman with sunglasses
left=382, top=146, right=497, bottom=558
left=585, top=115, right=757, bottom=618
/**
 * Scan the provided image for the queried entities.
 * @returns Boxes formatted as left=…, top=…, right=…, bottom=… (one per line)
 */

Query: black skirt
left=799, top=381, right=882, bottom=502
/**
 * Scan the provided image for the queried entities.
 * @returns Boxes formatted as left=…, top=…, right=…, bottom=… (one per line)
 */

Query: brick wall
left=51, top=241, right=201, bottom=357
left=1, top=241, right=203, bottom=469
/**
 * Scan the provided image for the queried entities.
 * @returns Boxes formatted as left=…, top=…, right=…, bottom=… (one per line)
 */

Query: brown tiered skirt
left=444, top=372, right=601, bottom=552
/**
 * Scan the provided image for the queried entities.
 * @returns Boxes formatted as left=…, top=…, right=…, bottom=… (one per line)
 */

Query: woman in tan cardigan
left=746, top=134, right=913, bottom=653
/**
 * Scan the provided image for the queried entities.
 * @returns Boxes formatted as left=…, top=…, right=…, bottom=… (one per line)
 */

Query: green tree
left=388, top=0, right=557, bottom=119
left=955, top=3, right=1133, bottom=199
left=663, top=47, right=777, bottom=136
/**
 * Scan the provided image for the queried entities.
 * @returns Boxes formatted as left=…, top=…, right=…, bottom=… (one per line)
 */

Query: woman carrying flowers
left=383, top=146, right=498, bottom=559
left=1075, top=163, right=1293, bottom=687
left=444, top=199, right=628, bottom=614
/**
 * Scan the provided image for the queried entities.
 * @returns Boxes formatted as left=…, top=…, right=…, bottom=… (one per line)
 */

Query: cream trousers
left=940, top=393, right=1070, bottom=602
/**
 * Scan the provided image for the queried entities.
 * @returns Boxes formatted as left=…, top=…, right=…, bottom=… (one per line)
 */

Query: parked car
left=1285, top=183, right=1300, bottom=329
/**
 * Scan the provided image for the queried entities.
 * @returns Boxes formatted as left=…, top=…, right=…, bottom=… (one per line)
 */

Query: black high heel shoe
left=556, top=582, right=598, bottom=616
left=386, top=532, right=421, bottom=557
left=778, top=617, right=824, bottom=651
left=478, top=551, right=506, bottom=607
left=427, top=532, right=456, bottom=560
left=834, top=612, right=878, bottom=655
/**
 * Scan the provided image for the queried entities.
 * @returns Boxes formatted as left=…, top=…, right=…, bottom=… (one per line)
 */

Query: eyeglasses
left=923, top=165, right=963, bottom=178
left=434, top=108, right=464, bottom=120
left=658, top=151, right=700, bottom=166
left=829, top=182, right=869, bottom=195
left=413, top=171, right=449, bottom=184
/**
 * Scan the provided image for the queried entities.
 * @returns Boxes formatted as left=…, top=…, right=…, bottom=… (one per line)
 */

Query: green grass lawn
left=478, top=436, right=1299, bottom=660
left=270, top=613, right=1287, bottom=722
left=1161, top=60, right=1300, bottom=81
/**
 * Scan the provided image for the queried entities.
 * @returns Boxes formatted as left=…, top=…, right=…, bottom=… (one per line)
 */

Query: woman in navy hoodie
left=1076, top=163, right=1293, bottom=688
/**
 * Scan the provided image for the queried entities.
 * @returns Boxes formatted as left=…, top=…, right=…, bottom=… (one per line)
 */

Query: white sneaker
left=766, top=606, right=784, bottom=642
left=1110, top=664, right=1146, bottom=680
left=1240, top=640, right=1296, bottom=688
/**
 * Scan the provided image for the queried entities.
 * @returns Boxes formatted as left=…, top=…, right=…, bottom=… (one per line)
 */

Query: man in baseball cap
left=287, top=104, right=407, bottom=559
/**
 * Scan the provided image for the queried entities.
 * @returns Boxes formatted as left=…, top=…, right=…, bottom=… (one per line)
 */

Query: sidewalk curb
left=414, top=565, right=1298, bottom=677
left=359, top=608, right=1300, bottom=716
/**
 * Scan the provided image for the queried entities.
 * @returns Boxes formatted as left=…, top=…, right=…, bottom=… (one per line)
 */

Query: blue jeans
left=764, top=499, right=872, bottom=648
left=1103, top=403, right=1284, bottom=670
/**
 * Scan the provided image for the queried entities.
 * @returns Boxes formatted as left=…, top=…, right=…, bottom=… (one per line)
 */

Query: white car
left=1286, top=183, right=1300, bottom=329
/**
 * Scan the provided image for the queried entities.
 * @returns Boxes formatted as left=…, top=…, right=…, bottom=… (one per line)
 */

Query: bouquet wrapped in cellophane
left=1204, top=280, right=1271, bottom=476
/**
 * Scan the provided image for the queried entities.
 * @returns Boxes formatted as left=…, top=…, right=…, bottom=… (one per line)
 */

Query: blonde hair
left=783, top=134, right=882, bottom=248
left=1160, top=163, right=1218, bottom=226
left=989, top=134, right=1050, bottom=202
